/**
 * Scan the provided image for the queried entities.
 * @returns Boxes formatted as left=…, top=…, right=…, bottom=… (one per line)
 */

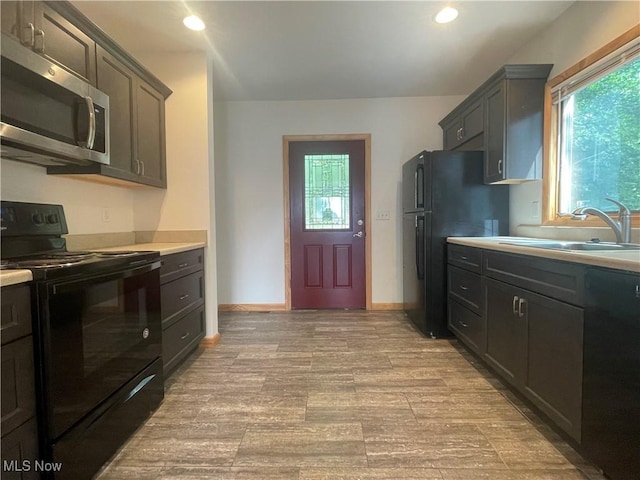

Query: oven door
left=39, top=261, right=161, bottom=440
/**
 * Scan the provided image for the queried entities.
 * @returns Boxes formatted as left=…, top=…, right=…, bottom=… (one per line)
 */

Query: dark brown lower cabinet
left=1, top=285, right=39, bottom=479
left=160, top=249, right=206, bottom=375
left=485, top=277, right=583, bottom=442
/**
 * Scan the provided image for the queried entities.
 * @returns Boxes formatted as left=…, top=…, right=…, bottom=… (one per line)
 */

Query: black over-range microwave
left=0, top=34, right=110, bottom=166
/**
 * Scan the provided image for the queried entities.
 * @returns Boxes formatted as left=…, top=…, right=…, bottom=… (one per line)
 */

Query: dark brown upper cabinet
left=47, top=46, right=167, bottom=188
left=441, top=97, right=484, bottom=151
left=28, top=1, right=173, bottom=188
left=440, top=65, right=552, bottom=184
left=1, top=1, right=96, bottom=84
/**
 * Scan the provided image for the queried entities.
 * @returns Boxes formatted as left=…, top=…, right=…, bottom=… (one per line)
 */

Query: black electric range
left=1, top=200, right=164, bottom=480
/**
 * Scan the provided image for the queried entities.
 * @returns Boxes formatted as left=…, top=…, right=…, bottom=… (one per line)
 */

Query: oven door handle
left=51, top=260, right=161, bottom=295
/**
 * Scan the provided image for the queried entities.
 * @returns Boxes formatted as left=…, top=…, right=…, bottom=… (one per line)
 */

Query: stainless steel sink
left=500, top=240, right=640, bottom=251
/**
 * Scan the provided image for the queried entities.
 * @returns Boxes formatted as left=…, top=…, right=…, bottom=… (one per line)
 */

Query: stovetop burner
left=0, top=201, right=161, bottom=281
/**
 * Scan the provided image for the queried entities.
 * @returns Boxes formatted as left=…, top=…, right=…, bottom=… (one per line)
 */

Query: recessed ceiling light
left=183, top=15, right=205, bottom=31
left=434, top=6, right=459, bottom=24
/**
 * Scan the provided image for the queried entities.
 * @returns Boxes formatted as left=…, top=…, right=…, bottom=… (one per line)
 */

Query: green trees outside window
left=559, top=57, right=640, bottom=213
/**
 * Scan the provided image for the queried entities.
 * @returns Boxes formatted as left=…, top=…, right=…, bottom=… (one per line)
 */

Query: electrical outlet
left=102, top=207, right=110, bottom=223
left=376, top=210, right=391, bottom=221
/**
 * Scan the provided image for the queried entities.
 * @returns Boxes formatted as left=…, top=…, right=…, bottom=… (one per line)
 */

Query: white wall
left=214, top=96, right=465, bottom=305
left=507, top=1, right=639, bottom=233
left=0, top=161, right=135, bottom=234
left=134, top=52, right=218, bottom=337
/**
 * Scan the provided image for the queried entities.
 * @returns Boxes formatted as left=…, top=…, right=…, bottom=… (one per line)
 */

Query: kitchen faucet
left=572, top=198, right=632, bottom=244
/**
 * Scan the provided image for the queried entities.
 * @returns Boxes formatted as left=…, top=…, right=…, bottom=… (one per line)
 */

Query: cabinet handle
left=34, top=28, right=45, bottom=53
left=460, top=127, right=465, bottom=139
left=518, top=298, right=527, bottom=318
left=459, top=285, right=468, bottom=291
left=635, top=285, right=639, bottom=299
left=460, top=255, right=468, bottom=260
left=458, top=320, right=469, bottom=328
left=180, top=332, right=191, bottom=340
left=497, top=159, right=503, bottom=175
left=512, top=296, right=519, bottom=315
left=178, top=263, right=189, bottom=268
left=141, top=160, right=145, bottom=176
left=179, top=294, right=190, bottom=301
left=136, top=159, right=141, bottom=175
left=24, top=22, right=35, bottom=47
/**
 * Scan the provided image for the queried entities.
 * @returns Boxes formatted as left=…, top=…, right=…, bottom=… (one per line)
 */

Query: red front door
left=289, top=140, right=366, bottom=309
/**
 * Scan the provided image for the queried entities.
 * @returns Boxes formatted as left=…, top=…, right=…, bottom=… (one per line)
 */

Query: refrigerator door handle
left=416, top=164, right=424, bottom=209
left=415, top=216, right=425, bottom=280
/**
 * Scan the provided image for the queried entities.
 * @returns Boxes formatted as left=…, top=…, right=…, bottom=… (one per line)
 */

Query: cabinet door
left=461, top=98, right=483, bottom=142
left=96, top=46, right=136, bottom=175
left=1, top=1, right=32, bottom=44
left=524, top=289, right=583, bottom=442
left=136, top=81, right=167, bottom=188
left=441, top=117, right=461, bottom=151
left=484, top=81, right=506, bottom=183
left=1, top=418, right=39, bottom=480
left=485, top=278, right=526, bottom=386
left=34, top=2, right=96, bottom=84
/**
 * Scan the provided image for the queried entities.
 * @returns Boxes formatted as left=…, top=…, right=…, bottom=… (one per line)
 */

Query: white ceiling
left=71, top=1, right=573, bottom=101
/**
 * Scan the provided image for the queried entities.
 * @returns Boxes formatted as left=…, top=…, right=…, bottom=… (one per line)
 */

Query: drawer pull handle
left=181, top=332, right=191, bottom=340
left=459, top=285, right=468, bottom=291
left=178, top=263, right=189, bottom=268
left=179, top=294, right=190, bottom=301
left=460, top=255, right=468, bottom=260
left=458, top=320, right=468, bottom=328
left=512, top=295, right=519, bottom=315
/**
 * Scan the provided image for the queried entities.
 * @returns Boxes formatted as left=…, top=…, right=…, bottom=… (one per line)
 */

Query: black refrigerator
left=402, top=150, right=509, bottom=337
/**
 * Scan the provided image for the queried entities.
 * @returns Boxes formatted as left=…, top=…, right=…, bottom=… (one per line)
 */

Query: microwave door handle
left=80, top=96, right=96, bottom=149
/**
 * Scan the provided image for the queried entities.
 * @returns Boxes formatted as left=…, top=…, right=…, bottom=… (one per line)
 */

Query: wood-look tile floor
left=97, top=311, right=606, bottom=480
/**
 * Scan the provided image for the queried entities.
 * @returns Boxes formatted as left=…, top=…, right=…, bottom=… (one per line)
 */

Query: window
left=304, top=154, right=351, bottom=230
left=544, top=29, right=640, bottom=223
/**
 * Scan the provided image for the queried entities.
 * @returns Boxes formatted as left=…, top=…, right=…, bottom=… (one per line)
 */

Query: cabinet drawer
left=1, top=417, right=39, bottom=480
left=483, top=250, right=585, bottom=306
left=163, top=306, right=205, bottom=373
left=160, top=249, right=204, bottom=284
left=448, top=266, right=483, bottom=315
left=1, top=285, right=32, bottom=345
left=161, top=270, right=204, bottom=326
left=448, top=301, right=485, bottom=354
left=448, top=244, right=481, bottom=273
left=1, top=336, right=36, bottom=435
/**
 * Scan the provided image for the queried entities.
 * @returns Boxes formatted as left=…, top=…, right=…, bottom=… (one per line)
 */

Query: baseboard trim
left=218, top=303, right=287, bottom=312
left=371, top=303, right=404, bottom=311
left=200, top=332, right=221, bottom=348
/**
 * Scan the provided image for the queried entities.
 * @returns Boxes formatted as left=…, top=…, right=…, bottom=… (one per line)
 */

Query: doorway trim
left=283, top=134, right=372, bottom=311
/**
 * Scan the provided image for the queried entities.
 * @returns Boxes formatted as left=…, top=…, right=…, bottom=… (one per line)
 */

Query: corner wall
left=134, top=52, right=218, bottom=337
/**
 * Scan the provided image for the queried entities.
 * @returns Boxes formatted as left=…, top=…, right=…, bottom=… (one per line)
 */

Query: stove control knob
left=46, top=214, right=59, bottom=224
left=32, top=213, right=44, bottom=225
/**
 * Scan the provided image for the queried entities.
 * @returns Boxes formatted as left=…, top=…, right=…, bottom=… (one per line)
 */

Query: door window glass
left=304, top=154, right=350, bottom=230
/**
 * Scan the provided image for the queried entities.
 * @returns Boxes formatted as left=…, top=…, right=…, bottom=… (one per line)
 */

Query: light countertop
left=448, top=236, right=640, bottom=273
left=0, top=269, right=33, bottom=287
left=1, top=242, right=206, bottom=288
left=87, top=242, right=206, bottom=256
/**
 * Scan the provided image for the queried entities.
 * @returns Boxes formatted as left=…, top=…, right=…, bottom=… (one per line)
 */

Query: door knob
left=353, top=231, right=364, bottom=238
